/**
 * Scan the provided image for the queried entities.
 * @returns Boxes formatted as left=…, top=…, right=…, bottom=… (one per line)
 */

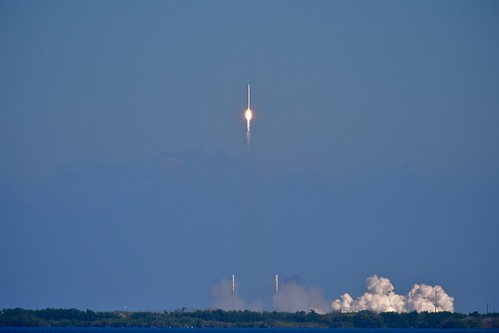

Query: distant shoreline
left=1, top=308, right=498, bottom=329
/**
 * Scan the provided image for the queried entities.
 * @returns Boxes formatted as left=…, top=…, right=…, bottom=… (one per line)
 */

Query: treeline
left=1, top=308, right=498, bottom=328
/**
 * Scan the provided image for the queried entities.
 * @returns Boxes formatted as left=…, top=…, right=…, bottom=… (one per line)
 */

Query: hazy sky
left=1, top=1, right=498, bottom=313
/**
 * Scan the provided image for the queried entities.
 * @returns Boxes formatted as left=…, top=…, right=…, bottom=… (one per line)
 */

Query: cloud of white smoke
left=332, top=275, right=454, bottom=313
left=406, top=283, right=455, bottom=312
left=273, top=279, right=330, bottom=314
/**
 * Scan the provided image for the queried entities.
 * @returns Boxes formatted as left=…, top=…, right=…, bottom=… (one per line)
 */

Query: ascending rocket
left=245, top=83, right=252, bottom=146
left=245, top=83, right=252, bottom=121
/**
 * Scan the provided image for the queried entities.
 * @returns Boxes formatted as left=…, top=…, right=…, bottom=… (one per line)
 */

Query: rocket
left=245, top=83, right=253, bottom=146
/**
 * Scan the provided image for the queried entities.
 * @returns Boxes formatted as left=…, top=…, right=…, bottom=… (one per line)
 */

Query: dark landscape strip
left=1, top=308, right=498, bottom=329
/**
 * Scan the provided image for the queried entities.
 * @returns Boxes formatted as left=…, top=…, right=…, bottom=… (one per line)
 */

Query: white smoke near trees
left=211, top=278, right=245, bottom=311
left=211, top=278, right=264, bottom=311
left=273, top=279, right=330, bottom=314
left=406, top=283, right=455, bottom=312
left=332, top=275, right=454, bottom=313
left=332, top=276, right=405, bottom=312
left=211, top=274, right=454, bottom=313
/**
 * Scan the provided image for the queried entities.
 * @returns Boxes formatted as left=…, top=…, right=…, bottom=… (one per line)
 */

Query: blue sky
left=1, top=1, right=498, bottom=312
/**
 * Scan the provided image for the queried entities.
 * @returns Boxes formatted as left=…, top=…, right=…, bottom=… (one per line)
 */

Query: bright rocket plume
left=245, top=83, right=252, bottom=146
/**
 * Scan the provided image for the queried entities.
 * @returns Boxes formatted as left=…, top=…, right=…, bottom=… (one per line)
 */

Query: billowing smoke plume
left=406, top=283, right=455, bottom=312
left=273, top=277, right=330, bottom=314
left=332, top=275, right=454, bottom=313
left=211, top=278, right=264, bottom=311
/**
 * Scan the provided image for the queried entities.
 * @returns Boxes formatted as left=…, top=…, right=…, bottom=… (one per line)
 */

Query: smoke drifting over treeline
left=332, top=275, right=454, bottom=313
left=211, top=278, right=264, bottom=312
left=273, top=278, right=330, bottom=314
left=212, top=275, right=454, bottom=313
